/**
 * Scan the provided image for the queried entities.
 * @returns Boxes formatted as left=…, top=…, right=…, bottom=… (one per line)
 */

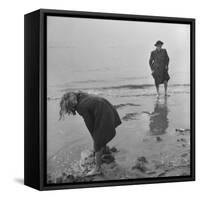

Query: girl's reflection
left=149, top=97, right=169, bottom=135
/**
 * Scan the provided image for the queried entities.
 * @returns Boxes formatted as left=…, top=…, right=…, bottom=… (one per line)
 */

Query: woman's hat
left=154, top=40, right=164, bottom=46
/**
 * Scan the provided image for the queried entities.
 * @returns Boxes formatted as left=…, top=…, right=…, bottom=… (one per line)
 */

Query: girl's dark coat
left=76, top=92, right=121, bottom=151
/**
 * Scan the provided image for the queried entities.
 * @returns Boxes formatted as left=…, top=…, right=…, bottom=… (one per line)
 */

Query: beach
left=45, top=16, right=191, bottom=184
left=47, top=82, right=190, bottom=183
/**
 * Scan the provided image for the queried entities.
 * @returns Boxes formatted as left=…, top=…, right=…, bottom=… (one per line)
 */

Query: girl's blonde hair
left=59, top=92, right=77, bottom=120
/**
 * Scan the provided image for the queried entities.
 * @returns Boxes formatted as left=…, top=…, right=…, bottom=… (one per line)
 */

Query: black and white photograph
left=46, top=14, right=193, bottom=184
left=1, top=0, right=200, bottom=197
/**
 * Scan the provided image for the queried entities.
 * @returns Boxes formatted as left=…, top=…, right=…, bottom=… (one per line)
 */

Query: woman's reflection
left=149, top=97, right=169, bottom=135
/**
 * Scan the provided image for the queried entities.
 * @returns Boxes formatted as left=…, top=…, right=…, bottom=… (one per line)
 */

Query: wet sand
left=47, top=89, right=190, bottom=184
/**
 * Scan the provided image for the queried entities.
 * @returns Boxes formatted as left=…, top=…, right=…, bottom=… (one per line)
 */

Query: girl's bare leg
left=87, top=147, right=103, bottom=176
left=95, top=149, right=103, bottom=170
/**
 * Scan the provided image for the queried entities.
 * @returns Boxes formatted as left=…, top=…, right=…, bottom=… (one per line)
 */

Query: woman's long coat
left=149, top=48, right=170, bottom=85
left=76, top=92, right=121, bottom=152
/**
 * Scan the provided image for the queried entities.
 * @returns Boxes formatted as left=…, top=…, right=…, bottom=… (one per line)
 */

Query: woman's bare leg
left=164, top=81, right=168, bottom=96
left=156, top=84, right=160, bottom=97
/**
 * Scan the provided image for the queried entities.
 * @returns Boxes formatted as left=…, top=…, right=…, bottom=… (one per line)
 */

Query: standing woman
left=149, top=40, right=170, bottom=97
left=59, top=91, right=121, bottom=176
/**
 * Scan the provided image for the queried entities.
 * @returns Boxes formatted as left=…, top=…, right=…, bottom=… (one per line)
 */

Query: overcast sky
left=47, top=16, right=190, bottom=86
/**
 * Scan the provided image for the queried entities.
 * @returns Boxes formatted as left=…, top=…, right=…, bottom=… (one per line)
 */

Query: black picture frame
left=24, top=9, right=195, bottom=191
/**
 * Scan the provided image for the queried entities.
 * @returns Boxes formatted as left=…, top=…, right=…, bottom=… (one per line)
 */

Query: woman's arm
left=149, top=51, right=154, bottom=71
left=165, top=49, right=170, bottom=69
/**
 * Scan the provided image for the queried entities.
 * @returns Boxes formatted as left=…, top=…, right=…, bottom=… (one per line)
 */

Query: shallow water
left=47, top=82, right=190, bottom=180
